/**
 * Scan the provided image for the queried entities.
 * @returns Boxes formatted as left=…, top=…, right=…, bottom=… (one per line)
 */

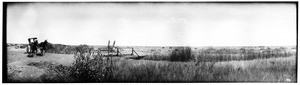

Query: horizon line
left=6, top=42, right=296, bottom=47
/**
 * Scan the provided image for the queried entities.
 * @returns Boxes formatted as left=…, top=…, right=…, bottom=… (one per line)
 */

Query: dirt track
left=7, top=47, right=75, bottom=82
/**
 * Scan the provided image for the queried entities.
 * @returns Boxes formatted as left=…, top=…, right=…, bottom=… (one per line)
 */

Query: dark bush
left=170, top=47, right=193, bottom=62
left=46, top=43, right=77, bottom=54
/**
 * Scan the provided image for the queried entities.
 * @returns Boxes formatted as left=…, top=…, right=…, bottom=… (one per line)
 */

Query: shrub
left=41, top=45, right=114, bottom=82
left=69, top=45, right=114, bottom=82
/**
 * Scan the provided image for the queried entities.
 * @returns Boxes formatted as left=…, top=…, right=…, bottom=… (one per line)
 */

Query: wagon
left=26, top=38, right=48, bottom=57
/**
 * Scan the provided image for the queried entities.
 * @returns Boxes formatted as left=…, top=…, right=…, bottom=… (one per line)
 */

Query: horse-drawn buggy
left=26, top=37, right=49, bottom=57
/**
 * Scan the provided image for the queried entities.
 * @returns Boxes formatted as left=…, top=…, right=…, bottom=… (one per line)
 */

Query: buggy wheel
left=26, top=46, right=30, bottom=53
left=27, top=53, right=34, bottom=57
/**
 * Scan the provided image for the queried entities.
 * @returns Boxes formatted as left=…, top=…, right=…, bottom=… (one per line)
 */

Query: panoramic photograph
left=4, top=2, right=297, bottom=83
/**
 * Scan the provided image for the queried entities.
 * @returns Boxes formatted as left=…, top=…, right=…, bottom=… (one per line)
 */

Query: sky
left=6, top=3, right=296, bottom=46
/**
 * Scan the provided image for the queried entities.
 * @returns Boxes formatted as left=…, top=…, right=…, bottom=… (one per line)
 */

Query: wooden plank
left=123, top=55, right=146, bottom=60
left=123, top=55, right=139, bottom=59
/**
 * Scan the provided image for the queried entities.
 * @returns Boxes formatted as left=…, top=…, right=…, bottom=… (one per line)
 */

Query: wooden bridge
left=93, top=40, right=145, bottom=60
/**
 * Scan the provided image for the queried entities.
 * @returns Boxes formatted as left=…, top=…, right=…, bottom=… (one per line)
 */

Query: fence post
left=131, top=48, right=134, bottom=55
left=108, top=40, right=110, bottom=56
left=117, top=48, right=119, bottom=56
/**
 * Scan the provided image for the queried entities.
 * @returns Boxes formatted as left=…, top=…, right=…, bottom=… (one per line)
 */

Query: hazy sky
left=7, top=3, right=296, bottom=46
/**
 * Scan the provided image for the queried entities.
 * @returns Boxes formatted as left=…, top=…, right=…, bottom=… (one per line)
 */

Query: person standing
left=33, top=39, right=39, bottom=53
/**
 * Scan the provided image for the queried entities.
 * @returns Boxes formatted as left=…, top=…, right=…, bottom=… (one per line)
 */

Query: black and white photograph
left=2, top=1, right=298, bottom=83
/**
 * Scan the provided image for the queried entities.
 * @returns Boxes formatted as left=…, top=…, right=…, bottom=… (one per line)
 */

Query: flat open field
left=7, top=47, right=74, bottom=82
left=5, top=45, right=297, bottom=82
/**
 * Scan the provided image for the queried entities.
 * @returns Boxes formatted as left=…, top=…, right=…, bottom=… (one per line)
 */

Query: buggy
left=26, top=37, right=49, bottom=57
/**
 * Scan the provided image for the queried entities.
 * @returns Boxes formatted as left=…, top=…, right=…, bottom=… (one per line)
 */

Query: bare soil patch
left=7, top=47, right=74, bottom=82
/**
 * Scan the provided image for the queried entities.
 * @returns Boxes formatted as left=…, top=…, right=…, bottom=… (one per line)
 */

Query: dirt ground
left=6, top=47, right=75, bottom=82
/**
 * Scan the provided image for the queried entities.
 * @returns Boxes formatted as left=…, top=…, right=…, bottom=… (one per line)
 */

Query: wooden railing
left=95, top=40, right=140, bottom=57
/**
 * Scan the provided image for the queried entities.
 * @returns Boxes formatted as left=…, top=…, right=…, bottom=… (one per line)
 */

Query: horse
left=37, top=40, right=49, bottom=55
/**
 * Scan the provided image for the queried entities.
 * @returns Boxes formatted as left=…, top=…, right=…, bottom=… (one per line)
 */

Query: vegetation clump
left=41, top=45, right=114, bottom=82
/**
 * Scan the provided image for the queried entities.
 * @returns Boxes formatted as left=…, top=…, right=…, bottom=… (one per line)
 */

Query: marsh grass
left=111, top=56, right=296, bottom=82
left=195, top=47, right=295, bottom=62
left=143, top=46, right=295, bottom=62
left=143, top=47, right=193, bottom=62
left=143, top=52, right=170, bottom=61
left=39, top=45, right=296, bottom=82
left=170, top=47, right=192, bottom=62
